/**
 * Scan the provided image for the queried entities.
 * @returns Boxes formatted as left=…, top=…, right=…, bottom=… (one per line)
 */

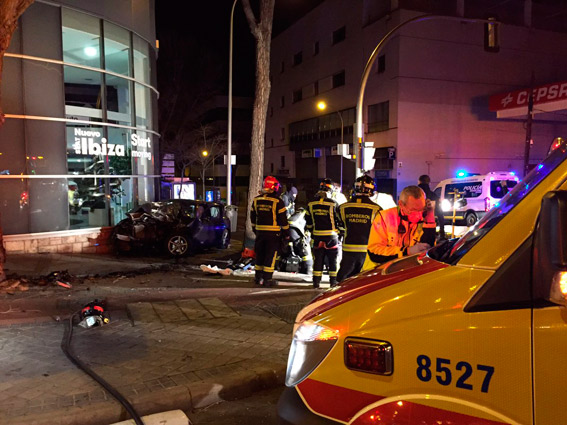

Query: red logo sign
left=489, top=80, right=567, bottom=111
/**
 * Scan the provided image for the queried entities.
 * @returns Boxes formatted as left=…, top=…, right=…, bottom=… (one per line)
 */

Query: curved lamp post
left=355, top=14, right=500, bottom=178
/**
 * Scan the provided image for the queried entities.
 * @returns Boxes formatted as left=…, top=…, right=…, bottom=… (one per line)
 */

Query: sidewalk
left=0, top=291, right=313, bottom=425
left=0, top=227, right=321, bottom=425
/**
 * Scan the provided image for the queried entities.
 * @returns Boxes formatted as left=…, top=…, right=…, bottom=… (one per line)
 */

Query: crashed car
left=113, top=200, right=231, bottom=256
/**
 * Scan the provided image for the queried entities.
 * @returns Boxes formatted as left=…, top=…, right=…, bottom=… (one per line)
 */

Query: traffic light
left=484, top=17, right=500, bottom=53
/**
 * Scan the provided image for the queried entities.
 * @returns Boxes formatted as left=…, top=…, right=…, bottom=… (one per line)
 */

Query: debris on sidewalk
left=56, top=281, right=73, bottom=289
left=200, top=264, right=233, bottom=275
left=0, top=279, right=29, bottom=294
left=47, top=270, right=75, bottom=290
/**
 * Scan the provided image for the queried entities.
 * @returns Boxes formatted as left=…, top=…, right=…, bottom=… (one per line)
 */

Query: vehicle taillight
left=344, top=338, right=393, bottom=375
left=484, top=197, right=491, bottom=212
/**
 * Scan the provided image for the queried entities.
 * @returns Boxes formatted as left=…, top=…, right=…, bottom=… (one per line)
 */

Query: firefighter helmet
left=354, top=175, right=376, bottom=196
left=319, top=178, right=334, bottom=192
left=263, top=176, right=281, bottom=193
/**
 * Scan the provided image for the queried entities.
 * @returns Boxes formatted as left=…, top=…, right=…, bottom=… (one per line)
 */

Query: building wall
left=0, top=0, right=158, bottom=242
left=267, top=0, right=567, bottom=198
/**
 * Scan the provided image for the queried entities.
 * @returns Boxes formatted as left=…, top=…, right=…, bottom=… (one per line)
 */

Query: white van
left=433, top=171, right=519, bottom=226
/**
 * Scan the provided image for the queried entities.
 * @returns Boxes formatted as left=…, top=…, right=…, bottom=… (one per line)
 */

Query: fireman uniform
left=337, top=196, right=381, bottom=282
left=251, top=192, right=289, bottom=285
left=306, top=193, right=343, bottom=288
left=362, top=206, right=426, bottom=271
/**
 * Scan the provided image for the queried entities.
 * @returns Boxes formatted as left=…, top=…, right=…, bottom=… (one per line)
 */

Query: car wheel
left=165, top=234, right=191, bottom=257
left=219, top=229, right=230, bottom=249
left=464, top=212, right=477, bottom=227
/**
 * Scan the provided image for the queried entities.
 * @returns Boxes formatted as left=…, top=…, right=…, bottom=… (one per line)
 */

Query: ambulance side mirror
left=533, top=191, right=567, bottom=306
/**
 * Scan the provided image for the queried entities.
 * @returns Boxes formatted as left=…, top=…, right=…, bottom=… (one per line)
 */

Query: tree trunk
left=242, top=0, right=275, bottom=243
left=0, top=0, right=35, bottom=281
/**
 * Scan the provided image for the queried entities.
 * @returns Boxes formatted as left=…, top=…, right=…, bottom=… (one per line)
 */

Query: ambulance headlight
left=441, top=199, right=452, bottom=212
left=285, top=320, right=339, bottom=387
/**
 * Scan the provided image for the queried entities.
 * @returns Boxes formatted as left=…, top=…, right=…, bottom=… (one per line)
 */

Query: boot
left=313, top=276, right=321, bottom=289
left=254, top=270, right=264, bottom=286
left=264, top=279, right=277, bottom=287
left=330, top=278, right=338, bottom=288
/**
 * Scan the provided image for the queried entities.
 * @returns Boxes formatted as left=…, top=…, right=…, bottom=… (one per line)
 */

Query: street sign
left=223, top=154, right=236, bottom=165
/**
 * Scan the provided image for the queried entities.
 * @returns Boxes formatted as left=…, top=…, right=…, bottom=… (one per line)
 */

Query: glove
left=407, top=242, right=431, bottom=256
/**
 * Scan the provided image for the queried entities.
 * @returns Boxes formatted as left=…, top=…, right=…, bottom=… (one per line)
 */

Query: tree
left=0, top=0, right=35, bottom=282
left=241, top=0, right=275, bottom=242
left=167, top=124, right=227, bottom=199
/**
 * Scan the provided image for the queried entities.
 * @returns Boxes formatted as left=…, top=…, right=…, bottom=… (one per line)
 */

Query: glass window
left=62, top=9, right=101, bottom=68
left=332, top=70, right=345, bottom=88
left=368, top=101, right=389, bottom=133
left=490, top=180, right=518, bottom=198
left=209, top=206, right=220, bottom=218
left=64, top=66, right=103, bottom=121
left=332, top=26, right=346, bottom=45
left=135, top=83, right=152, bottom=129
left=445, top=182, right=483, bottom=199
left=106, top=74, right=132, bottom=125
left=138, top=176, right=155, bottom=204
left=293, top=89, right=302, bottom=103
left=133, top=34, right=150, bottom=84
left=131, top=130, right=154, bottom=175
left=293, top=51, right=303, bottom=66
left=104, top=21, right=130, bottom=76
left=107, top=127, right=132, bottom=175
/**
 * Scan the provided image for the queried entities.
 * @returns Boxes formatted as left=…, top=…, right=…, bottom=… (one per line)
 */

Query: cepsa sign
left=489, top=80, right=567, bottom=111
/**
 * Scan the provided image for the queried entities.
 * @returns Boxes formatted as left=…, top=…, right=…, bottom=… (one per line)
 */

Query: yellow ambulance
left=278, top=140, right=567, bottom=425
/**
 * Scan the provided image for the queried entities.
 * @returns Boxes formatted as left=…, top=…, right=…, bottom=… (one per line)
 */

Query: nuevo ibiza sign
left=72, top=128, right=152, bottom=161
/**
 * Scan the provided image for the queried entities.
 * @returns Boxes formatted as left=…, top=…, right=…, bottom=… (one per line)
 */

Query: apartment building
left=266, top=0, right=567, bottom=198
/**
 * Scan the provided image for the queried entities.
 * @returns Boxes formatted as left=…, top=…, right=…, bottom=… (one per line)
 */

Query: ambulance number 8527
left=416, top=355, right=494, bottom=393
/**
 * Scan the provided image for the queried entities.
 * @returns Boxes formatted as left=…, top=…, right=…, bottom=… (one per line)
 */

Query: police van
left=278, top=140, right=567, bottom=424
left=433, top=171, right=519, bottom=226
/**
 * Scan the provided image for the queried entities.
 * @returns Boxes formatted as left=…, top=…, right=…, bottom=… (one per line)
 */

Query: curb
left=3, top=362, right=286, bottom=425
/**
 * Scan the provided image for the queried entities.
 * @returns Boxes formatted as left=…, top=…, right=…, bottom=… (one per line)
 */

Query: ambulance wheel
left=465, top=212, right=478, bottom=227
left=165, top=233, right=192, bottom=257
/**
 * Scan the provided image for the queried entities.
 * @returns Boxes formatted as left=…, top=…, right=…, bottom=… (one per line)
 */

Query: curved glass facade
left=0, top=1, right=158, bottom=235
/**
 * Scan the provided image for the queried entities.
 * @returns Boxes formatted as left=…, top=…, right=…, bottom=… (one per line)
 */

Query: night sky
left=156, top=0, right=324, bottom=97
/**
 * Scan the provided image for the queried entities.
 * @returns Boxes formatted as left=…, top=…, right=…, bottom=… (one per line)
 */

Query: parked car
left=113, top=200, right=231, bottom=256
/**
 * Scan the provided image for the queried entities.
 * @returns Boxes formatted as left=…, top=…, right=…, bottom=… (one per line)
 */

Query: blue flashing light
left=537, top=164, right=544, bottom=170
left=510, top=171, right=515, bottom=176
left=456, top=170, right=468, bottom=178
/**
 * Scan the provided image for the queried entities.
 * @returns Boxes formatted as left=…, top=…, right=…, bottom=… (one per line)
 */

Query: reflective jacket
left=251, top=192, right=289, bottom=233
left=338, top=196, right=382, bottom=252
left=306, top=194, right=342, bottom=238
left=363, top=206, right=424, bottom=269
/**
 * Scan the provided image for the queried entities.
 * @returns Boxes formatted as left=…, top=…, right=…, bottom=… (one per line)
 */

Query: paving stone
left=198, top=297, right=240, bottom=318
left=152, top=301, right=188, bottom=323
left=175, top=299, right=213, bottom=320
left=126, top=302, right=160, bottom=323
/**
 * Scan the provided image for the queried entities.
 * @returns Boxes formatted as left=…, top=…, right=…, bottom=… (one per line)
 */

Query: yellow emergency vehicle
left=278, top=139, right=567, bottom=424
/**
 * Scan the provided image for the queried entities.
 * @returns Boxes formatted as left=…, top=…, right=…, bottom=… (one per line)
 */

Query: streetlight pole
left=227, top=0, right=237, bottom=206
left=355, top=14, right=500, bottom=178
left=337, top=111, right=344, bottom=190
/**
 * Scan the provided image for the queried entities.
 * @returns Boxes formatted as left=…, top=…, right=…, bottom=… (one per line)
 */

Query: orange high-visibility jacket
left=363, top=207, right=424, bottom=270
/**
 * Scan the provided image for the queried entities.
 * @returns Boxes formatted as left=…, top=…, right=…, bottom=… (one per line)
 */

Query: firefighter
left=306, top=178, right=343, bottom=288
left=250, top=176, right=290, bottom=287
left=362, top=185, right=431, bottom=271
left=337, top=175, right=382, bottom=283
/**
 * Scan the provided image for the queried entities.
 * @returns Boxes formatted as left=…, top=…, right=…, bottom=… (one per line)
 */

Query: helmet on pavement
left=263, top=175, right=281, bottom=193
left=319, top=178, right=334, bottom=192
left=354, top=175, right=376, bottom=196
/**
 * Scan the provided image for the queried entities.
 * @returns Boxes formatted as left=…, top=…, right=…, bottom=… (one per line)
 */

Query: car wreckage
left=113, top=200, right=231, bottom=256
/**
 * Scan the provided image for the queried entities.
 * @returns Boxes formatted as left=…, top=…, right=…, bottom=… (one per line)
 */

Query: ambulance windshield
left=442, top=142, right=567, bottom=264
